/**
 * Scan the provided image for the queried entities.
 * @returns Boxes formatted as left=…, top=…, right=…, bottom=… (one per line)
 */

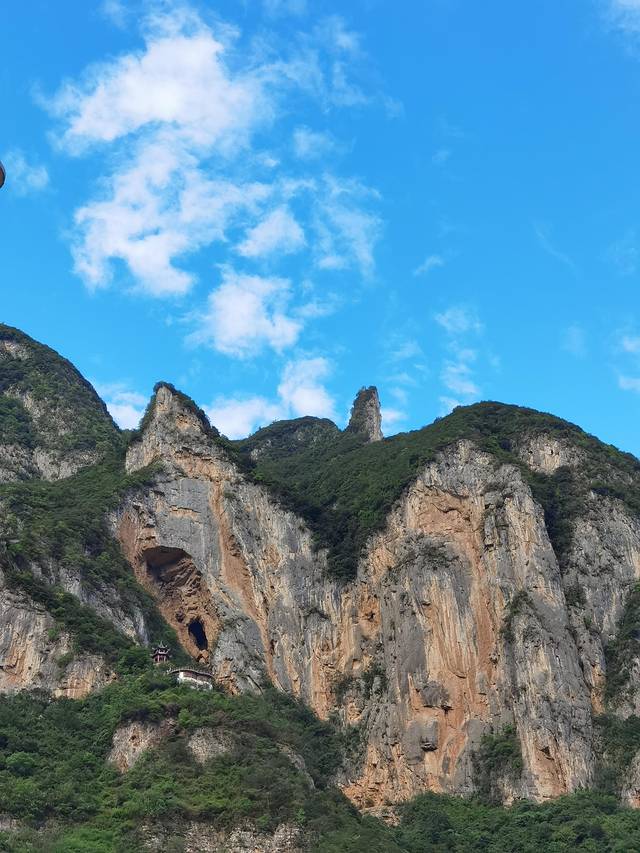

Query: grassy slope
left=0, top=673, right=639, bottom=853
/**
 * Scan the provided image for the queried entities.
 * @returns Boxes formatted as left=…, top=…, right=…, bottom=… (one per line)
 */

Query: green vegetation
left=333, top=662, right=388, bottom=706
left=500, top=590, right=534, bottom=644
left=0, top=679, right=638, bottom=852
left=395, top=790, right=640, bottom=852
left=594, top=714, right=640, bottom=795
left=0, top=324, right=120, bottom=456
left=472, top=725, right=523, bottom=804
left=0, top=672, right=390, bottom=851
left=0, top=397, right=35, bottom=449
left=234, top=401, right=640, bottom=579
left=604, top=583, right=640, bottom=702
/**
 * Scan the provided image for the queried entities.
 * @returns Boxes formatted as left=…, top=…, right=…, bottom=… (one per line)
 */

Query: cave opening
left=188, top=617, right=208, bottom=651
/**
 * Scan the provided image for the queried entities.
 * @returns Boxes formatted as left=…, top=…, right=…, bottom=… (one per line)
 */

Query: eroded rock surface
left=142, top=822, right=303, bottom=852
left=112, top=385, right=640, bottom=810
left=109, top=719, right=177, bottom=772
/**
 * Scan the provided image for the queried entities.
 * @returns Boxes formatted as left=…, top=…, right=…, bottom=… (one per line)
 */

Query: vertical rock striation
left=113, top=384, right=640, bottom=811
left=346, top=387, right=383, bottom=443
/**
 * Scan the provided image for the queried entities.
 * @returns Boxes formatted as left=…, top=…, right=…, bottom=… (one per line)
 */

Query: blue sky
left=2, top=0, right=640, bottom=454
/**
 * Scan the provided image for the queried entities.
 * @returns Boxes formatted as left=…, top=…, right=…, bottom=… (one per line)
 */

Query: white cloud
left=190, top=268, right=302, bottom=358
left=619, top=374, right=640, bottom=392
left=236, top=205, right=305, bottom=258
left=414, top=254, right=445, bottom=277
left=293, top=126, right=335, bottom=160
left=314, top=176, right=381, bottom=276
left=439, top=396, right=463, bottom=414
left=621, top=334, right=640, bottom=353
left=206, top=395, right=284, bottom=438
left=278, top=356, right=336, bottom=417
left=52, top=13, right=264, bottom=151
left=441, top=361, right=480, bottom=397
left=2, top=149, right=49, bottom=196
left=381, top=406, right=406, bottom=431
left=94, top=382, right=147, bottom=429
left=435, top=306, right=482, bottom=335
left=48, top=9, right=275, bottom=295
left=563, top=324, right=587, bottom=358
left=101, top=0, right=129, bottom=28
left=205, top=355, right=336, bottom=437
left=391, top=338, right=423, bottom=361
left=389, top=386, right=408, bottom=404
left=435, top=306, right=483, bottom=406
left=46, top=6, right=385, bottom=299
left=607, top=0, right=640, bottom=33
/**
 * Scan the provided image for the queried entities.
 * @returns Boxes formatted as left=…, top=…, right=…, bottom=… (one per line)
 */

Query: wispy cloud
left=606, top=0, right=640, bottom=34
left=205, top=355, right=335, bottom=437
left=563, top=324, right=587, bottom=358
left=431, top=148, right=451, bottom=166
left=236, top=206, right=305, bottom=258
left=293, top=126, right=336, bottom=160
left=435, top=306, right=482, bottom=335
left=46, top=5, right=385, bottom=297
left=533, top=222, right=578, bottom=275
left=263, top=0, right=308, bottom=17
left=619, top=374, right=640, bottom=392
left=2, top=149, right=49, bottom=196
left=607, top=230, right=638, bottom=276
left=189, top=268, right=302, bottom=358
left=434, top=305, right=484, bottom=412
left=615, top=326, right=640, bottom=395
left=381, top=406, right=406, bottom=433
left=94, top=381, right=147, bottom=429
left=621, top=334, right=640, bottom=353
left=413, top=254, right=445, bottom=277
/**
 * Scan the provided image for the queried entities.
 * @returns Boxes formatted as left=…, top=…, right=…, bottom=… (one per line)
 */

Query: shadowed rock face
left=113, top=384, right=640, bottom=812
left=346, top=387, right=383, bottom=443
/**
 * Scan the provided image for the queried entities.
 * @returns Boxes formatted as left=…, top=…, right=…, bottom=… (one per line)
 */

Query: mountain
left=1, top=327, right=640, bottom=850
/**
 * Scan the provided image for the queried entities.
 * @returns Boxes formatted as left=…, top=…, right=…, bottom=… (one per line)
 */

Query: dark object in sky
left=0, top=161, right=5, bottom=188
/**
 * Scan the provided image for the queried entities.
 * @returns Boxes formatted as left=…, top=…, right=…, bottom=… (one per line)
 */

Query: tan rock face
left=142, top=821, right=303, bottom=853
left=112, top=386, right=640, bottom=810
left=108, top=719, right=177, bottom=772
left=0, top=574, right=115, bottom=699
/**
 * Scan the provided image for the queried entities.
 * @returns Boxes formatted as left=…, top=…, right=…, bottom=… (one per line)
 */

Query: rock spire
left=346, top=386, right=383, bottom=442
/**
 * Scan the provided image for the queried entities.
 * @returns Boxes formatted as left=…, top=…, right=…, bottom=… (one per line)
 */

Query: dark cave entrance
left=143, top=546, right=189, bottom=582
left=188, top=617, right=208, bottom=651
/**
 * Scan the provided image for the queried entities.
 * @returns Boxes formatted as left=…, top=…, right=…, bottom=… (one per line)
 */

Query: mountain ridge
left=2, top=326, right=640, bottom=850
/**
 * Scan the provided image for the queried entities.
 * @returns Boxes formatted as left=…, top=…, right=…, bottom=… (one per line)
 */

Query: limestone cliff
left=112, top=384, right=640, bottom=810
left=346, top=386, right=383, bottom=442
left=3, top=330, right=640, bottom=817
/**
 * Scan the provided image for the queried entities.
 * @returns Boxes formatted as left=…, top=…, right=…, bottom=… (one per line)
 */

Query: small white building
left=170, top=668, right=214, bottom=691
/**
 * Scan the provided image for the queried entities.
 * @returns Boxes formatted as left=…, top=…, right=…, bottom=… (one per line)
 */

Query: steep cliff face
left=0, top=568, right=115, bottom=698
left=114, top=384, right=640, bottom=811
left=346, top=386, right=383, bottom=442
left=2, top=328, right=640, bottom=821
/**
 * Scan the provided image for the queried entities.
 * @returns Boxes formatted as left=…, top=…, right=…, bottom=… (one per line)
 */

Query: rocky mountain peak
left=126, top=382, right=220, bottom=473
left=346, top=386, right=383, bottom=442
left=0, top=323, right=120, bottom=481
